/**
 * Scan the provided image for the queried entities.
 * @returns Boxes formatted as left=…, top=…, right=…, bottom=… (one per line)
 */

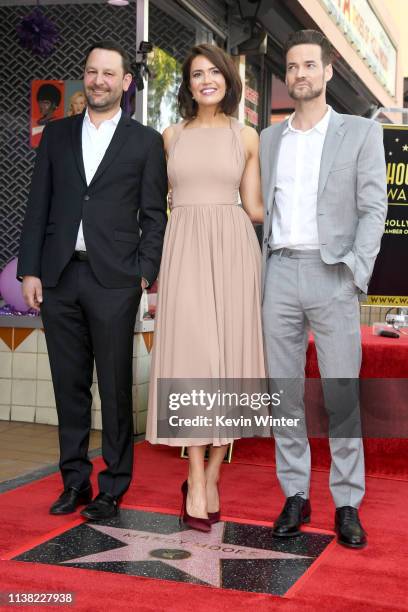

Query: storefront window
left=147, top=47, right=181, bottom=132
left=148, top=1, right=198, bottom=131
left=270, top=74, right=293, bottom=125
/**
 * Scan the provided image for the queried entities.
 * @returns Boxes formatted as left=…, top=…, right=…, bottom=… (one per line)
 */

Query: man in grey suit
left=260, top=30, right=387, bottom=548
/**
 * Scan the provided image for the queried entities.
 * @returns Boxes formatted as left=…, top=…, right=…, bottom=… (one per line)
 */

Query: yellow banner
left=366, top=295, right=408, bottom=306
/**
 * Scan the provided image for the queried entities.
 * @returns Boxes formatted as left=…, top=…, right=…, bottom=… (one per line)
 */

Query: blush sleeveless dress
left=146, top=117, right=265, bottom=446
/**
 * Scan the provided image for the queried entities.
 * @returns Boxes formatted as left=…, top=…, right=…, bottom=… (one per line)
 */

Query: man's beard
left=288, top=80, right=324, bottom=101
left=85, top=89, right=122, bottom=112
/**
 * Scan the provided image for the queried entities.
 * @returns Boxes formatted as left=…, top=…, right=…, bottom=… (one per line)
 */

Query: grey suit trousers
left=262, top=248, right=365, bottom=508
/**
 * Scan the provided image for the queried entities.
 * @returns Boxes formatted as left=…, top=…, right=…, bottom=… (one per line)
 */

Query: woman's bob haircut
left=178, top=43, right=242, bottom=120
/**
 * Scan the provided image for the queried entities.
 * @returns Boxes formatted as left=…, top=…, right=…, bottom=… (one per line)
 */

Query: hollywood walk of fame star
left=62, top=522, right=312, bottom=588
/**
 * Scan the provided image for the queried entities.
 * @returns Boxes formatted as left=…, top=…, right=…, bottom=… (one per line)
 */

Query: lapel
left=317, top=109, right=346, bottom=198
left=71, top=111, right=87, bottom=185
left=266, top=120, right=287, bottom=212
left=88, top=112, right=132, bottom=188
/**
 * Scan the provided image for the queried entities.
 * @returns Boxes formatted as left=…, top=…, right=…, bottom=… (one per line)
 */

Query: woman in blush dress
left=146, top=44, right=265, bottom=531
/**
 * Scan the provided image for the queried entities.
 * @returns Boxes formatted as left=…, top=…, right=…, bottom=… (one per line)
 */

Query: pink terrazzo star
left=63, top=522, right=311, bottom=587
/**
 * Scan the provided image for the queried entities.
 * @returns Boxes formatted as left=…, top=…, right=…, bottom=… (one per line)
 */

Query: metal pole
left=135, top=0, right=149, bottom=125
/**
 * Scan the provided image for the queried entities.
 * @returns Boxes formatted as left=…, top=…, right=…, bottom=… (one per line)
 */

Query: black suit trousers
left=41, top=259, right=142, bottom=497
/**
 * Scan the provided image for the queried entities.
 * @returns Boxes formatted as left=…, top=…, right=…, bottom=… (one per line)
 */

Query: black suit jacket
left=18, top=111, right=167, bottom=288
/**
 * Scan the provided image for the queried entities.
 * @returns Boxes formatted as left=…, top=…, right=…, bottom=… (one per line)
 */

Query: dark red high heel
left=207, top=510, right=221, bottom=524
left=207, top=482, right=221, bottom=524
left=179, top=480, right=211, bottom=532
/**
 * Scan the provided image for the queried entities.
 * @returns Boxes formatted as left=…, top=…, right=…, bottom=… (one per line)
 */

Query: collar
left=84, top=107, right=122, bottom=128
left=283, top=105, right=332, bottom=136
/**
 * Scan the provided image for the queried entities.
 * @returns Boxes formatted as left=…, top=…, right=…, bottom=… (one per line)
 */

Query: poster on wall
left=367, top=125, right=408, bottom=306
left=64, top=80, right=86, bottom=117
left=30, top=80, right=86, bottom=148
left=30, top=80, right=64, bottom=148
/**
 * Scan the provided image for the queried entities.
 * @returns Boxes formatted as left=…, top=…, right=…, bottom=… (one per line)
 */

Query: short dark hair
left=37, top=83, right=61, bottom=106
left=84, top=40, right=132, bottom=75
left=284, top=29, right=334, bottom=66
left=178, top=43, right=242, bottom=119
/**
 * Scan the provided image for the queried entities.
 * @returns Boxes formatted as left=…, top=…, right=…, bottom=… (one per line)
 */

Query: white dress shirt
left=270, top=105, right=331, bottom=251
left=75, top=108, right=122, bottom=251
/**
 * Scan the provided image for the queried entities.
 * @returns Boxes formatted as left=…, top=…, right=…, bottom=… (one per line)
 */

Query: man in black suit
left=18, top=41, right=167, bottom=520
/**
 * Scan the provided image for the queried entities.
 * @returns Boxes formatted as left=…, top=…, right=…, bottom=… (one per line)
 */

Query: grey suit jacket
left=259, top=109, right=387, bottom=296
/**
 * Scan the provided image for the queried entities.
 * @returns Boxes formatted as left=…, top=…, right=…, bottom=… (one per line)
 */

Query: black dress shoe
left=49, top=485, right=93, bottom=515
left=273, top=493, right=311, bottom=537
left=80, top=492, right=119, bottom=521
left=335, top=506, right=367, bottom=549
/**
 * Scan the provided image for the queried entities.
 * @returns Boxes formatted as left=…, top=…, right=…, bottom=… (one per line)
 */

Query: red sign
left=245, top=85, right=259, bottom=105
left=245, top=106, right=258, bottom=127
